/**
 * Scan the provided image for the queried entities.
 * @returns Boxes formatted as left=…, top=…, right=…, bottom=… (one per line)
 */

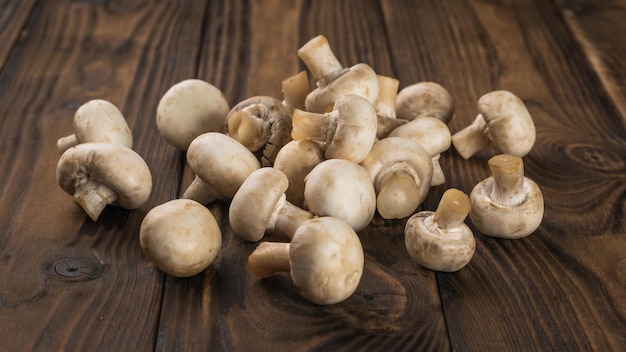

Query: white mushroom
left=297, top=35, right=379, bottom=113
left=281, top=70, right=310, bottom=111
left=451, top=90, right=536, bottom=160
left=469, top=154, right=544, bottom=239
left=139, top=199, right=222, bottom=277
left=247, top=217, right=364, bottom=305
left=273, top=140, right=325, bottom=208
left=57, top=99, right=132, bottom=152
left=396, top=82, right=455, bottom=123
left=156, top=79, right=230, bottom=150
left=360, top=137, right=433, bottom=219
left=404, top=188, right=475, bottom=272
left=56, top=142, right=152, bottom=221
left=374, top=75, right=409, bottom=139
left=182, top=132, right=260, bottom=204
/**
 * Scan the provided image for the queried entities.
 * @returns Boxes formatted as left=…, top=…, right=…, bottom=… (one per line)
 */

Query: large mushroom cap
left=290, top=217, right=364, bottom=305
left=396, top=82, right=455, bottom=123
left=325, top=94, right=377, bottom=163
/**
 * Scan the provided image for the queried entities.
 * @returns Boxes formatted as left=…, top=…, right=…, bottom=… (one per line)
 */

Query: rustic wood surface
left=0, top=0, right=624, bottom=351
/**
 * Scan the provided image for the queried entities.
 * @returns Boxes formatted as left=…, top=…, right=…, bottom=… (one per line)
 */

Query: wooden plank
left=382, top=0, right=626, bottom=350
left=0, top=0, right=205, bottom=350
left=0, top=0, right=37, bottom=68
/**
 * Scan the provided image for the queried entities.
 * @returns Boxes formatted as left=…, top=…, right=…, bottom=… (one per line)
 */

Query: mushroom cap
left=186, top=132, right=260, bottom=199
left=387, top=116, right=451, bottom=156
left=405, top=211, right=475, bottom=272
left=140, top=199, right=222, bottom=277
left=273, top=140, right=324, bottom=207
left=469, top=175, right=544, bottom=239
left=478, top=90, right=536, bottom=157
left=156, top=79, right=230, bottom=150
left=304, top=159, right=376, bottom=231
left=72, top=99, right=133, bottom=148
left=229, top=167, right=289, bottom=242
left=290, top=217, right=364, bottom=305
left=325, top=94, right=377, bottom=163
left=396, top=82, right=455, bottom=123
left=56, top=142, right=152, bottom=210
left=305, top=63, right=379, bottom=114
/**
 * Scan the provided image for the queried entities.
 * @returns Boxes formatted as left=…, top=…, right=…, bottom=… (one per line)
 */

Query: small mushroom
left=451, top=90, right=536, bottom=160
left=304, top=159, right=376, bottom=231
left=248, top=216, right=364, bottom=305
left=281, top=70, right=310, bottom=111
left=374, top=75, right=409, bottom=139
left=57, top=99, right=132, bottom=152
left=404, top=188, right=475, bottom=272
left=469, top=154, right=544, bottom=239
left=182, top=132, right=260, bottom=204
left=229, top=167, right=314, bottom=242
left=291, top=94, right=377, bottom=163
left=224, top=96, right=292, bottom=166
left=297, top=35, right=379, bottom=113
left=360, top=137, right=433, bottom=219
left=56, top=142, right=152, bottom=221
left=156, top=79, right=230, bottom=150
left=139, top=199, right=222, bottom=277
left=273, top=140, right=325, bottom=208
left=387, top=117, right=452, bottom=186
left=395, top=82, right=455, bottom=124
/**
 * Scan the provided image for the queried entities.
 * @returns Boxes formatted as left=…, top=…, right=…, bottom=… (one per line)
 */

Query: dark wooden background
left=0, top=0, right=625, bottom=350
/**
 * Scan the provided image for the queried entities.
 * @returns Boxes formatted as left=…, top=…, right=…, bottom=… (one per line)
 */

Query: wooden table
left=1, top=0, right=625, bottom=350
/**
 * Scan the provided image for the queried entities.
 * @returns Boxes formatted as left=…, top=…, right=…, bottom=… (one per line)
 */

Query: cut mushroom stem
left=282, top=71, right=310, bottom=110
left=375, top=162, right=422, bottom=220
left=182, top=176, right=221, bottom=205
left=291, top=109, right=336, bottom=142
left=73, top=179, right=118, bottom=221
left=488, top=154, right=526, bottom=206
left=248, top=242, right=291, bottom=278
left=57, top=135, right=79, bottom=152
left=274, top=200, right=317, bottom=239
left=432, top=188, right=472, bottom=229
left=297, top=35, right=346, bottom=83
left=451, top=114, right=490, bottom=159
left=227, top=109, right=271, bottom=151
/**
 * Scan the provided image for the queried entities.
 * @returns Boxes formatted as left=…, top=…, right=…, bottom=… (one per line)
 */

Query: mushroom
left=374, top=75, right=409, bottom=139
left=56, top=142, right=152, bottom=221
left=139, top=199, right=222, bottom=277
left=229, top=167, right=314, bottom=242
left=247, top=216, right=364, bottom=305
left=360, top=137, right=433, bottom=219
left=281, top=70, right=310, bottom=111
left=404, top=188, right=475, bottom=272
left=395, top=82, right=455, bottom=124
left=304, top=159, right=376, bottom=231
left=387, top=117, right=452, bottom=186
left=451, top=90, right=536, bottom=160
left=297, top=35, right=379, bottom=113
left=291, top=94, right=377, bottom=163
left=156, top=79, right=230, bottom=150
left=182, top=132, right=260, bottom=204
left=469, top=154, right=544, bottom=239
left=273, top=140, right=325, bottom=208
left=57, top=99, right=132, bottom=152
left=224, top=96, right=292, bottom=166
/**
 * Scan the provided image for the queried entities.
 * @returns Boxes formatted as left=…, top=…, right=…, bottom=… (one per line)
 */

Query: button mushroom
left=360, top=137, right=433, bottom=219
left=451, top=90, right=536, bottom=160
left=395, top=82, right=455, bottom=124
left=304, top=159, right=376, bottom=231
left=281, top=70, right=310, bottom=111
left=469, top=154, right=544, bottom=239
left=297, top=35, right=379, bottom=113
left=404, top=188, right=475, bottom=272
left=57, top=99, right=132, bottom=152
left=156, top=79, right=230, bottom=150
left=247, top=216, right=364, bottom=305
left=182, top=132, right=260, bottom=204
left=374, top=75, right=409, bottom=139
left=224, top=96, right=292, bottom=166
left=291, top=94, right=377, bottom=163
left=273, top=140, right=325, bottom=208
left=387, top=117, right=452, bottom=186
left=139, top=199, right=222, bottom=277
left=228, top=167, right=314, bottom=242
left=56, top=142, right=152, bottom=221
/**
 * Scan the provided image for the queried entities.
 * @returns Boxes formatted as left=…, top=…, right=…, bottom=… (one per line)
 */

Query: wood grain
left=0, top=0, right=37, bottom=68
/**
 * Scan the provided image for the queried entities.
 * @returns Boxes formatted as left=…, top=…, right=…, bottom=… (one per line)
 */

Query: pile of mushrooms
left=55, top=35, right=544, bottom=306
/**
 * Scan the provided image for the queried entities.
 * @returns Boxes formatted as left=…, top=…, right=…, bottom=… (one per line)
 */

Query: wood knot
left=566, top=143, right=625, bottom=172
left=51, top=257, right=102, bottom=281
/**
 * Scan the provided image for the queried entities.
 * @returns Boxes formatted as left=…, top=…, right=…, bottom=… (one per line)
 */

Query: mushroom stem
left=297, top=35, right=345, bottom=84
left=375, top=162, right=422, bottom=219
left=451, top=114, right=490, bottom=159
left=57, top=134, right=78, bottom=152
left=431, top=154, right=445, bottom=186
left=73, top=179, right=118, bottom=221
left=273, top=200, right=315, bottom=238
left=488, top=154, right=526, bottom=206
left=227, top=109, right=270, bottom=151
left=282, top=71, right=310, bottom=110
left=248, top=242, right=291, bottom=278
left=374, top=75, right=399, bottom=119
left=182, top=176, right=220, bottom=205
left=291, top=109, right=336, bottom=143
left=433, top=189, right=471, bottom=229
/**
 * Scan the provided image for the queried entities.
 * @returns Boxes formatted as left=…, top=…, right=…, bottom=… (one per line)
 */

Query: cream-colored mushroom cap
left=156, top=79, right=230, bottom=150
left=396, top=82, right=455, bottom=123
left=56, top=142, right=152, bottom=221
left=140, top=199, right=222, bottom=277
left=57, top=99, right=132, bottom=152
left=290, top=217, right=364, bottom=305
left=273, top=140, right=324, bottom=207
